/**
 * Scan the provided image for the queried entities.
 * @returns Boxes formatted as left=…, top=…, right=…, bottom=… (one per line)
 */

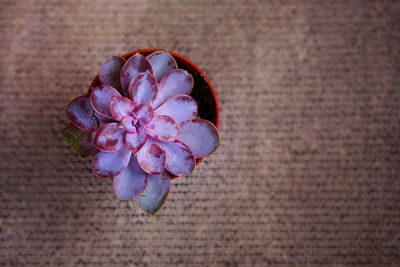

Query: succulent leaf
left=177, top=119, right=220, bottom=158
left=110, top=96, right=135, bottom=121
left=65, top=95, right=98, bottom=132
left=95, top=112, right=116, bottom=125
left=147, top=51, right=177, bottom=82
left=94, top=122, right=125, bottom=152
left=128, top=71, right=158, bottom=106
left=62, top=123, right=98, bottom=157
left=90, top=85, right=121, bottom=118
left=152, top=69, right=194, bottom=109
left=125, top=126, right=147, bottom=154
left=135, top=172, right=171, bottom=214
left=113, top=156, right=148, bottom=200
left=120, top=53, right=153, bottom=96
left=92, top=146, right=131, bottom=178
left=136, top=138, right=166, bottom=175
left=145, top=115, right=180, bottom=142
left=154, top=95, right=197, bottom=125
left=157, top=140, right=195, bottom=176
left=133, top=102, right=153, bottom=123
left=99, top=56, right=126, bottom=94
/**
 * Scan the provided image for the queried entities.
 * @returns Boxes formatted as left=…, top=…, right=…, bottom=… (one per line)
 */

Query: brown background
left=1, top=0, right=400, bottom=266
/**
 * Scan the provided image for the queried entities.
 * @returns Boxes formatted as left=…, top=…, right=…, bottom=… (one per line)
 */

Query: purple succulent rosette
left=63, top=51, right=220, bottom=214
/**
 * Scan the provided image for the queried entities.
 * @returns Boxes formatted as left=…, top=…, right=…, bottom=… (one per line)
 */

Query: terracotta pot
left=87, top=49, right=220, bottom=179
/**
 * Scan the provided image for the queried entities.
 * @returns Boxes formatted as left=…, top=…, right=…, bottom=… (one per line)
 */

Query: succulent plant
left=63, top=51, right=220, bottom=214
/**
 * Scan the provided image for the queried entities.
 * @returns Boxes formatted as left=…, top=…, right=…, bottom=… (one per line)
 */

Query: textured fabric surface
left=1, top=0, right=400, bottom=266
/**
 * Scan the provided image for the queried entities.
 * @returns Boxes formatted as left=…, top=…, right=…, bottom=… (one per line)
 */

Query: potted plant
left=62, top=49, right=220, bottom=214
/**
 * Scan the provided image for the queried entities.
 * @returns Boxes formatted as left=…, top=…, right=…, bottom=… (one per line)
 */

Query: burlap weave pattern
left=1, top=0, right=400, bottom=266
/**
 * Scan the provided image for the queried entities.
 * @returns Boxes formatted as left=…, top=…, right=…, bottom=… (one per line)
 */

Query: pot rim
left=120, top=49, right=219, bottom=129
left=88, top=49, right=220, bottom=179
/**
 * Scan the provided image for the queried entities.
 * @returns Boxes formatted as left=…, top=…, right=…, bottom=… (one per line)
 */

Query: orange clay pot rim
left=88, top=49, right=220, bottom=179
left=120, top=49, right=219, bottom=129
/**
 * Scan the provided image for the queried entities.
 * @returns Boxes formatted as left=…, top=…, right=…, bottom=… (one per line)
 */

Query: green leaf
left=62, top=123, right=98, bottom=157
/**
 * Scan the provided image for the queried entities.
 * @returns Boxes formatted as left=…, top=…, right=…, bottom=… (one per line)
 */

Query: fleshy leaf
left=110, top=96, right=134, bottom=121
left=177, top=119, right=220, bottom=158
left=94, top=123, right=125, bottom=152
left=65, top=95, right=98, bottom=132
left=136, top=138, right=166, bottom=174
left=133, top=102, right=153, bottom=123
left=114, top=156, right=148, bottom=200
left=125, top=122, right=147, bottom=154
left=145, top=115, right=180, bottom=142
left=154, top=95, right=197, bottom=125
left=152, top=70, right=194, bottom=109
left=62, top=123, right=98, bottom=157
left=135, top=172, right=171, bottom=215
left=157, top=140, right=195, bottom=176
left=147, top=51, right=177, bottom=82
left=90, top=85, right=121, bottom=118
left=99, top=56, right=126, bottom=94
left=129, top=71, right=158, bottom=106
left=120, top=53, right=153, bottom=96
left=92, top=146, right=131, bottom=178
left=95, top=112, right=116, bottom=126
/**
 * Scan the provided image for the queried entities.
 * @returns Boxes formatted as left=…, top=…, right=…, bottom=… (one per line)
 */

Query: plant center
left=121, top=115, right=141, bottom=132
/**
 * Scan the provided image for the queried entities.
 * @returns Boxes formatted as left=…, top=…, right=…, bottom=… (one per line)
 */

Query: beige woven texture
left=1, top=0, right=400, bottom=266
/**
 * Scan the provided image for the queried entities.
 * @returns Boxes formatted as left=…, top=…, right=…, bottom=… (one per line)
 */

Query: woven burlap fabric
left=1, top=0, right=400, bottom=266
